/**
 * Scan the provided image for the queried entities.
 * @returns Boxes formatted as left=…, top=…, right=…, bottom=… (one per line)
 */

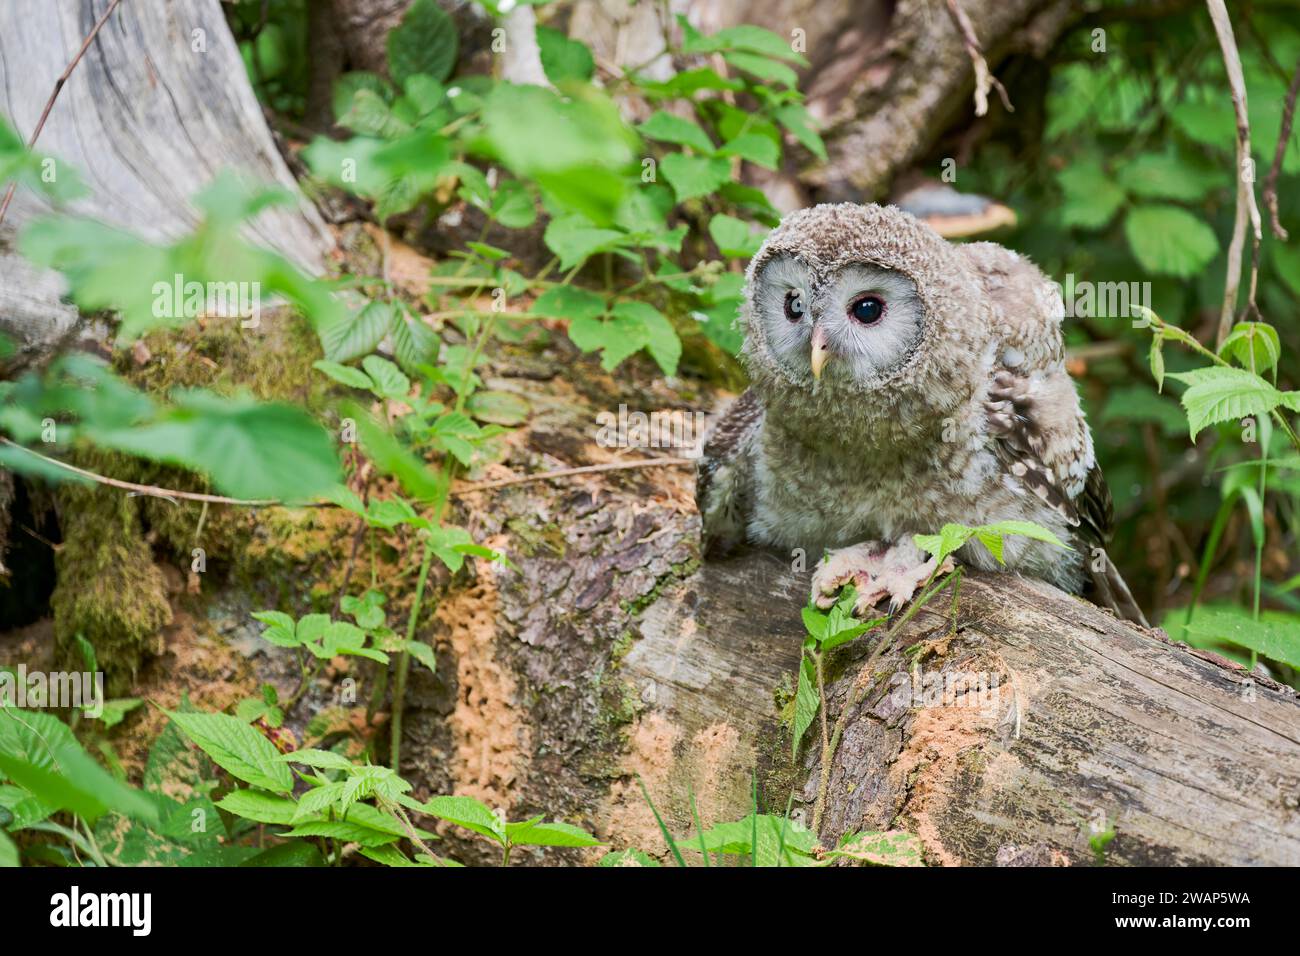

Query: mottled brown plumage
left=696, top=203, right=1146, bottom=624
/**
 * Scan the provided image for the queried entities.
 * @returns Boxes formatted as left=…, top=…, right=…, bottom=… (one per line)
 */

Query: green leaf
left=792, top=655, right=818, bottom=759
left=1219, top=322, right=1281, bottom=376
left=279, top=748, right=355, bottom=771
left=332, top=71, right=393, bottom=124
left=96, top=391, right=341, bottom=501
left=344, top=401, right=448, bottom=502
left=490, top=179, right=537, bottom=229
left=0, top=829, right=17, bottom=867
left=504, top=820, right=602, bottom=848
left=1117, top=149, right=1220, bottom=202
left=93, top=698, right=143, bottom=728
left=423, top=794, right=504, bottom=843
left=536, top=26, right=595, bottom=83
left=252, top=610, right=299, bottom=648
left=914, top=520, right=1067, bottom=568
left=1150, top=336, right=1166, bottom=392
left=0, top=782, right=55, bottom=830
left=1057, top=158, right=1125, bottom=230
left=281, top=820, right=400, bottom=847
left=319, top=300, right=394, bottom=364
left=723, top=50, right=797, bottom=87
left=773, top=103, right=826, bottom=160
left=638, top=111, right=714, bottom=153
left=339, top=88, right=411, bottom=138
left=660, top=154, right=731, bottom=202
left=313, top=360, right=374, bottom=390
left=680, top=21, right=808, bottom=65
left=531, top=285, right=606, bottom=322
left=719, top=132, right=779, bottom=170
left=391, top=309, right=440, bottom=375
left=241, top=842, right=327, bottom=867
left=216, top=789, right=299, bottom=825
left=1183, top=606, right=1300, bottom=669
left=611, top=301, right=680, bottom=376
left=388, top=0, right=459, bottom=83
left=164, top=710, right=294, bottom=794
left=1166, top=366, right=1287, bottom=440
left=480, top=83, right=634, bottom=224
left=361, top=355, right=411, bottom=399
left=826, top=830, right=925, bottom=866
left=708, top=214, right=762, bottom=257
left=0, top=708, right=158, bottom=825
left=543, top=215, right=627, bottom=270
left=681, top=813, right=818, bottom=866
left=401, top=639, right=438, bottom=674
left=1124, top=205, right=1219, bottom=278
left=1171, top=96, right=1234, bottom=148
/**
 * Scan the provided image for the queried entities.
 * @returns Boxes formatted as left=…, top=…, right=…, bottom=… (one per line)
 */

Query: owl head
left=740, top=203, right=991, bottom=404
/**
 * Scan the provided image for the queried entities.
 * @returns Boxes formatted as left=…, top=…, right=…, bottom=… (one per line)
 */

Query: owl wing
left=696, top=389, right=764, bottom=558
left=963, top=243, right=1147, bottom=625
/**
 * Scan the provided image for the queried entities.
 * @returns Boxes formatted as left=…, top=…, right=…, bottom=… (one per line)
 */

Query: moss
left=51, top=470, right=172, bottom=697
left=504, top=517, right=566, bottom=558
left=621, top=555, right=702, bottom=617
left=47, top=311, right=347, bottom=693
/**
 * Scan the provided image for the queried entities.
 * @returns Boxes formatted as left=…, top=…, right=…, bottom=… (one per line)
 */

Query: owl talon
left=811, top=541, right=950, bottom=617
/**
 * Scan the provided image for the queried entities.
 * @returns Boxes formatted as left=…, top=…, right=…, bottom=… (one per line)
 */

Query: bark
left=393, top=355, right=1300, bottom=867
left=0, top=0, right=333, bottom=371
left=3, top=0, right=1296, bottom=869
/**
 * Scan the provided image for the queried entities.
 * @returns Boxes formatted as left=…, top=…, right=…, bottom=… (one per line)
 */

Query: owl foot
left=812, top=540, right=953, bottom=616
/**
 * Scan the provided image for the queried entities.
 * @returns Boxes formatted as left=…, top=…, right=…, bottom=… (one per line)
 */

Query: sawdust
left=683, top=722, right=747, bottom=827
left=598, top=712, right=682, bottom=857
left=438, top=553, right=530, bottom=810
left=889, top=678, right=1012, bottom=867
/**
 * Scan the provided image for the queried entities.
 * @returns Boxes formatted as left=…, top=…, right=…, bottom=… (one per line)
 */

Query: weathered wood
left=0, top=0, right=334, bottom=366
left=379, top=347, right=1300, bottom=866
left=630, top=560, right=1300, bottom=865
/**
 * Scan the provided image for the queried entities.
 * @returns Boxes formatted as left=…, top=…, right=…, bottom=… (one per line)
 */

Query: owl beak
left=810, top=325, right=831, bottom=381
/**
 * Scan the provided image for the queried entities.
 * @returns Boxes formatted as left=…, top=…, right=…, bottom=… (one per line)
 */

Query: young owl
left=697, top=202, right=1146, bottom=625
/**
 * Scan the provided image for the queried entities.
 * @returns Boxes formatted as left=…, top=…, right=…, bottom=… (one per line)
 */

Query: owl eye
left=783, top=288, right=806, bottom=322
left=849, top=295, right=885, bottom=325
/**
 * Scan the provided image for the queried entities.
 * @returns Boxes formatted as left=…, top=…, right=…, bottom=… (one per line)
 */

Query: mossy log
left=378, top=353, right=1300, bottom=867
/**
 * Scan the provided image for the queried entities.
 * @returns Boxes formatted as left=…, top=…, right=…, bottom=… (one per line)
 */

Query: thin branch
left=0, top=0, right=125, bottom=228
left=0, top=438, right=281, bottom=505
left=943, top=0, right=1014, bottom=117
left=0, top=436, right=693, bottom=507
left=1264, top=57, right=1300, bottom=241
left=451, top=456, right=695, bottom=494
left=1207, top=0, right=1264, bottom=349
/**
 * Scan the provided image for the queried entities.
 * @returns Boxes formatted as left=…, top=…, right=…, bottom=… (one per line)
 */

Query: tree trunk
left=0, top=0, right=333, bottom=371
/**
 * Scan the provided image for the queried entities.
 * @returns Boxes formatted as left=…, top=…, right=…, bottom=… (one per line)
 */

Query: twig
left=1206, top=0, right=1264, bottom=349
left=389, top=538, right=434, bottom=771
left=0, top=438, right=281, bottom=505
left=1263, top=57, right=1300, bottom=241
left=0, top=437, right=695, bottom=508
left=0, top=0, right=125, bottom=228
left=943, top=0, right=1014, bottom=117
left=452, top=456, right=695, bottom=494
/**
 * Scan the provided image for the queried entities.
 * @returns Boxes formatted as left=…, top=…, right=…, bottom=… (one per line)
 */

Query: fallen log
left=389, top=358, right=1300, bottom=867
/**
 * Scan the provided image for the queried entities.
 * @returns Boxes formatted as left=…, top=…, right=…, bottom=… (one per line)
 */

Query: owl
left=696, top=203, right=1146, bottom=625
